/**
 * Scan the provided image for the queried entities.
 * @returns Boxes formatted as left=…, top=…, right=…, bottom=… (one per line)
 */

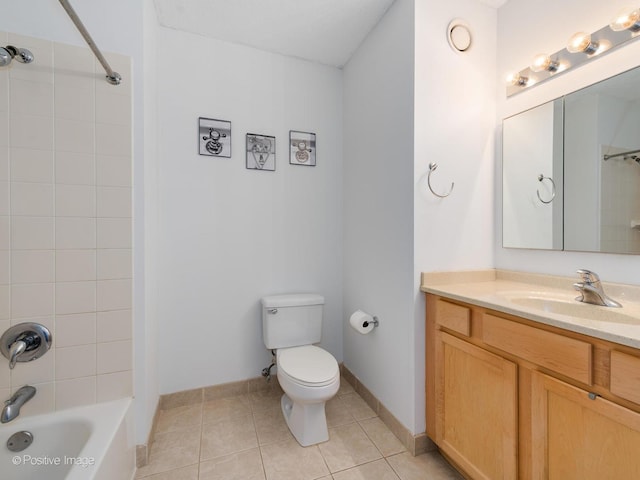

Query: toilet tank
left=262, top=293, right=324, bottom=349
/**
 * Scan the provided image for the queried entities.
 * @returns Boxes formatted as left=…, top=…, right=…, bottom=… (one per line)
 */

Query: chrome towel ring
left=427, top=163, right=454, bottom=198
left=536, top=174, right=556, bottom=204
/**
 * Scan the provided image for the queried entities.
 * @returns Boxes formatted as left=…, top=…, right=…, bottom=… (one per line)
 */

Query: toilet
left=261, top=293, right=339, bottom=446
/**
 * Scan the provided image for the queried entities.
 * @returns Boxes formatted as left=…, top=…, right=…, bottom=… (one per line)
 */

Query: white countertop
left=420, top=270, right=640, bottom=349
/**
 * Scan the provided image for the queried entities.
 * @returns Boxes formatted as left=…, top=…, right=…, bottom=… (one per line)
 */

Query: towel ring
left=427, top=163, right=454, bottom=198
left=536, top=174, right=556, bottom=204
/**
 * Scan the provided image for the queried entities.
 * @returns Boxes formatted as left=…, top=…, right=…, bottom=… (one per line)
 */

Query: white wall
left=413, top=0, right=497, bottom=433
left=343, top=0, right=496, bottom=435
left=155, top=28, right=343, bottom=394
left=496, top=0, right=640, bottom=285
left=139, top=0, right=160, bottom=447
left=343, top=0, right=416, bottom=431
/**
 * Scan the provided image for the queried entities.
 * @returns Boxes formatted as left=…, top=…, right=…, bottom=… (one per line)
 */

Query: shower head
left=0, top=45, right=34, bottom=67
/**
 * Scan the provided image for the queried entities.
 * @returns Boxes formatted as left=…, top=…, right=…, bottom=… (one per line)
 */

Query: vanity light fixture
left=506, top=71, right=528, bottom=86
left=610, top=7, right=640, bottom=32
left=530, top=53, right=559, bottom=72
left=506, top=5, right=640, bottom=96
left=567, top=32, right=599, bottom=54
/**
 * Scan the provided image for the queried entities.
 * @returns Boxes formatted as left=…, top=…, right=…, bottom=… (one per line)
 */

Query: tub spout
left=1, top=385, right=36, bottom=423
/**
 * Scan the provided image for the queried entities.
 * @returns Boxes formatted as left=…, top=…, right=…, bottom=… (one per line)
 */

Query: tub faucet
left=1, top=385, right=36, bottom=423
left=573, top=269, right=622, bottom=308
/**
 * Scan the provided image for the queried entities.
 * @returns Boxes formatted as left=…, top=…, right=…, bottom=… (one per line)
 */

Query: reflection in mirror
left=564, top=67, right=640, bottom=254
left=503, top=100, right=563, bottom=250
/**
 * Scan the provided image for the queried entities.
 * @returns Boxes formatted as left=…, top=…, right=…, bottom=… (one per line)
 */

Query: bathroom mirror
left=503, top=100, right=563, bottom=250
left=502, top=65, right=640, bottom=254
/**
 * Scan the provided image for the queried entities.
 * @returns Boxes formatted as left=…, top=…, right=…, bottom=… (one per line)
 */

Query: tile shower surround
left=0, top=31, right=133, bottom=414
left=137, top=376, right=462, bottom=480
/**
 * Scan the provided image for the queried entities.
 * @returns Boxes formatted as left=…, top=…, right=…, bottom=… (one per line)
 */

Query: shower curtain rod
left=58, top=0, right=121, bottom=85
left=603, top=148, right=640, bottom=161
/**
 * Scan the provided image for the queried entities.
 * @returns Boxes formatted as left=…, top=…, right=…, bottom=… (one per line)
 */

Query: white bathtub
left=0, top=398, right=135, bottom=480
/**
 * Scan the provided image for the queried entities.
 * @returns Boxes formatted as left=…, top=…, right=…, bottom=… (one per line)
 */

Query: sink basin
left=505, top=295, right=639, bottom=324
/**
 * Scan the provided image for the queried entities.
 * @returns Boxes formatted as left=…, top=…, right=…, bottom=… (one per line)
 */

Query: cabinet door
left=531, top=371, right=640, bottom=479
left=436, top=332, right=518, bottom=480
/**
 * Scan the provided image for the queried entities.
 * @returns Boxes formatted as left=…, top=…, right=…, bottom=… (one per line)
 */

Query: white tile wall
left=11, top=148, right=54, bottom=183
left=55, top=152, right=95, bottom=185
left=0, top=32, right=132, bottom=413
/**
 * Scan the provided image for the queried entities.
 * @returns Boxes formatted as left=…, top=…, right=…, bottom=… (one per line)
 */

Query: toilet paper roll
left=350, top=310, right=375, bottom=334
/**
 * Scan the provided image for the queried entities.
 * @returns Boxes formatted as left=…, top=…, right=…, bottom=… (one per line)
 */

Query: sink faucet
left=573, top=269, right=622, bottom=308
left=1, top=386, right=36, bottom=423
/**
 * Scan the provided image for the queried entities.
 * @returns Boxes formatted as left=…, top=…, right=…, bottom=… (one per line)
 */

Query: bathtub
left=0, top=398, right=135, bottom=480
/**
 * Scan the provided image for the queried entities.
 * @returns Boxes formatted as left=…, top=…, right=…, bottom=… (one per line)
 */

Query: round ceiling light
left=447, top=19, right=472, bottom=52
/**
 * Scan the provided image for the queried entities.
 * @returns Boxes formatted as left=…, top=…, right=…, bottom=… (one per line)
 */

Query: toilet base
left=280, top=393, right=329, bottom=447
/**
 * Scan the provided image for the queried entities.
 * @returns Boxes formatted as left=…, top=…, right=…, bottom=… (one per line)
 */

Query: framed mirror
left=502, top=65, right=640, bottom=254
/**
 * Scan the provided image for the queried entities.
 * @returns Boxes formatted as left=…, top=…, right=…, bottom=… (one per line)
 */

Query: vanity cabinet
left=425, top=293, right=640, bottom=479
left=436, top=331, right=517, bottom=479
left=530, top=371, right=640, bottom=479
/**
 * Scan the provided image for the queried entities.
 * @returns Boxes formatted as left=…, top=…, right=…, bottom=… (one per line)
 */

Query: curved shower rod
left=58, top=0, right=121, bottom=85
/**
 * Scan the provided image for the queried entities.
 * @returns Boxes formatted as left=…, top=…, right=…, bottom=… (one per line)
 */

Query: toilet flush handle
left=268, top=308, right=278, bottom=315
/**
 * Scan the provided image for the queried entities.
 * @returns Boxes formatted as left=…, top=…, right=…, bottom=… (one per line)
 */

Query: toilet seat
left=278, top=345, right=339, bottom=387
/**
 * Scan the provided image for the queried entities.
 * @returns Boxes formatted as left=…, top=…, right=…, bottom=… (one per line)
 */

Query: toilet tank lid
left=261, top=293, right=325, bottom=308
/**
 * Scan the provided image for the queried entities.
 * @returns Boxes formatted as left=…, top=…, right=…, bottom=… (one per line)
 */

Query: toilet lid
left=278, top=345, right=339, bottom=386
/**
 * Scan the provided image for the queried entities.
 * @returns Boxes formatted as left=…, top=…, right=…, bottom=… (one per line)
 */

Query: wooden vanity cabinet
left=425, top=293, right=640, bottom=479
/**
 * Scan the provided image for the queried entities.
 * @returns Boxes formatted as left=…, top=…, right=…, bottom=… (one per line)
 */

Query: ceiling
left=153, top=0, right=510, bottom=68
left=153, top=0, right=397, bottom=68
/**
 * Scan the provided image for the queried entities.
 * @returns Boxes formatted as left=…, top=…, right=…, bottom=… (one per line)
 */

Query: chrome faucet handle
left=8, top=341, right=27, bottom=369
left=0, top=323, right=52, bottom=370
left=576, top=269, right=601, bottom=285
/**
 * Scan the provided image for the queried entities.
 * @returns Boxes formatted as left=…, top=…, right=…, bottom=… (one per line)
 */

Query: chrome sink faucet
left=1, top=385, right=36, bottom=423
left=573, top=269, right=622, bottom=308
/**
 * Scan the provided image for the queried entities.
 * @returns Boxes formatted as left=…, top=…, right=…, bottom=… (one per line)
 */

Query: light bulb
left=530, top=54, right=559, bottom=72
left=567, top=32, right=599, bottom=54
left=610, top=8, right=640, bottom=32
left=506, top=72, right=528, bottom=86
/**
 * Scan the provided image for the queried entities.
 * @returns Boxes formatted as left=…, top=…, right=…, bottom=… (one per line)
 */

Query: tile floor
left=135, top=378, right=463, bottom=480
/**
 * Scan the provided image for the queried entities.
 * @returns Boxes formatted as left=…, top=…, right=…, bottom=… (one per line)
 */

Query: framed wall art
left=246, top=133, right=276, bottom=171
left=289, top=130, right=316, bottom=166
left=199, top=117, right=231, bottom=157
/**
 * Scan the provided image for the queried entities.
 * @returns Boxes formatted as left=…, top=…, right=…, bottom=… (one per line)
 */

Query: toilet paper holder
left=362, top=316, right=379, bottom=328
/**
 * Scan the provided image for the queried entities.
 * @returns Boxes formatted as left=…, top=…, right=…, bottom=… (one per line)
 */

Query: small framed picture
left=289, top=131, right=316, bottom=166
left=246, top=133, right=276, bottom=171
left=199, top=117, right=231, bottom=157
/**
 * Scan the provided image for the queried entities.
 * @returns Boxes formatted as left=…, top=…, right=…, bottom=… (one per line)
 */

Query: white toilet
left=261, top=293, right=339, bottom=446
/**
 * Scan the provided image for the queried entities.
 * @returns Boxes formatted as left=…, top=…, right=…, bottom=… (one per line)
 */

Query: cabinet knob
left=588, top=392, right=599, bottom=400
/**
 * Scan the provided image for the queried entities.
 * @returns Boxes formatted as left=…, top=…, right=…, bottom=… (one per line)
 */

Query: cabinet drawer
left=611, top=350, right=640, bottom=404
left=435, top=300, right=470, bottom=336
left=482, top=314, right=592, bottom=385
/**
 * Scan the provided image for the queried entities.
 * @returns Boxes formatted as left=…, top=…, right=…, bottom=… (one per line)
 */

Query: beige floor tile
left=260, top=437, right=330, bottom=480
left=386, top=452, right=463, bottom=480
left=340, top=393, right=376, bottom=421
left=199, top=448, right=265, bottom=480
left=253, top=404, right=294, bottom=445
left=358, top=417, right=406, bottom=457
left=202, top=394, right=252, bottom=424
left=318, top=422, right=382, bottom=473
left=337, top=378, right=355, bottom=396
left=333, top=459, right=400, bottom=480
left=135, top=426, right=201, bottom=477
left=326, top=396, right=356, bottom=428
left=248, top=387, right=284, bottom=414
left=135, top=464, right=199, bottom=479
left=155, top=404, right=203, bottom=434
left=200, top=413, right=258, bottom=460
left=160, top=389, right=203, bottom=409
